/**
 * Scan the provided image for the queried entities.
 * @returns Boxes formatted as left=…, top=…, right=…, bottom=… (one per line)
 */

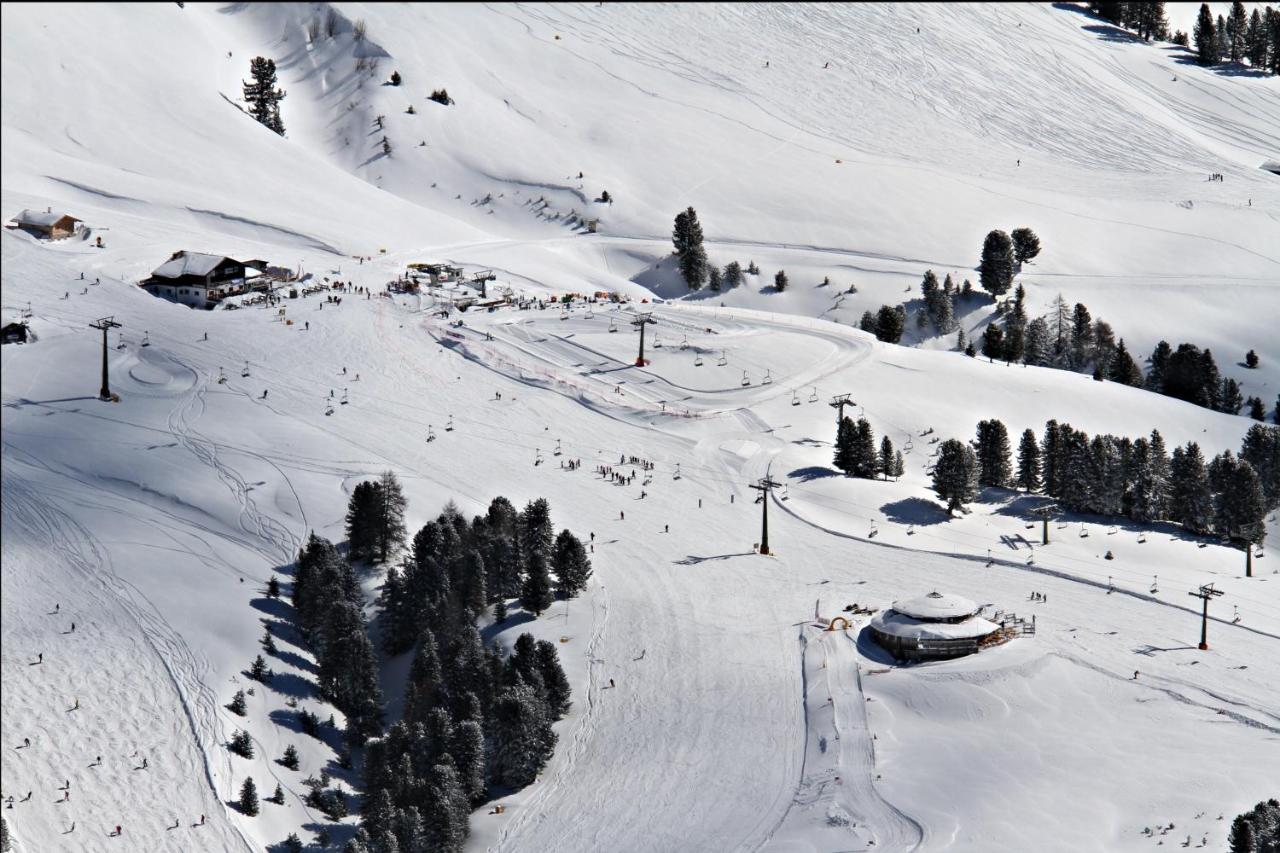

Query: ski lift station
left=869, top=591, right=1024, bottom=662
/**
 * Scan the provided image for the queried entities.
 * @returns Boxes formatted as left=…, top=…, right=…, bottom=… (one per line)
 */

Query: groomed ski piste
left=3, top=3, right=1278, bottom=852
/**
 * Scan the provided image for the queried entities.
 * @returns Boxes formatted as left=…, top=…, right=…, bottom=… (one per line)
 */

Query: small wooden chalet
left=142, top=251, right=246, bottom=309
left=8, top=209, right=83, bottom=240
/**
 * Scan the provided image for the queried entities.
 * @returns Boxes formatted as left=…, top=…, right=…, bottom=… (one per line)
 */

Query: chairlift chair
left=741, top=370, right=751, bottom=387
left=341, top=389, right=349, bottom=405
left=673, top=463, right=681, bottom=480
left=680, top=334, right=689, bottom=350
left=718, top=351, right=728, bottom=366
left=781, top=484, right=790, bottom=501
left=1150, top=575, right=1159, bottom=594
left=446, top=415, right=454, bottom=432
left=241, top=361, right=251, bottom=378
left=324, top=398, right=334, bottom=416
left=608, top=318, right=618, bottom=333
left=140, top=331, right=151, bottom=348
left=762, top=369, right=773, bottom=385
left=427, top=425, right=436, bottom=442
left=808, top=387, right=818, bottom=403
left=554, top=439, right=563, bottom=456
left=217, top=367, right=227, bottom=384
left=694, top=353, right=703, bottom=367
left=791, top=391, right=800, bottom=406
left=653, top=334, right=662, bottom=349
left=116, top=334, right=127, bottom=351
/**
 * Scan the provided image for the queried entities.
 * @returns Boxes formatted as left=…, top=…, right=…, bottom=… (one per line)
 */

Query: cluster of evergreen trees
left=918, top=270, right=960, bottom=335
left=670, top=207, right=767, bottom=292
left=345, top=471, right=409, bottom=563
left=292, top=533, right=385, bottom=744
left=978, top=228, right=1039, bottom=298
left=1193, top=2, right=1280, bottom=72
left=1001, top=419, right=1276, bottom=543
left=242, top=56, right=286, bottom=135
left=1229, top=798, right=1280, bottom=852
left=379, top=496, right=592, bottom=657
left=833, top=416, right=904, bottom=480
left=1088, top=1, right=1171, bottom=41
left=859, top=304, right=907, bottom=343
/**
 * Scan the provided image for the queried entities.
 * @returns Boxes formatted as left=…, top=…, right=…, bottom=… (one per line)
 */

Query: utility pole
left=90, top=316, right=121, bottom=400
left=1188, top=583, right=1224, bottom=651
left=828, top=393, right=852, bottom=428
left=749, top=475, right=781, bottom=555
left=631, top=312, right=656, bottom=366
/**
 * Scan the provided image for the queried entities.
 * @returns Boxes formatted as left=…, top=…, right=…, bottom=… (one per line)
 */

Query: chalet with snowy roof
left=869, top=591, right=1014, bottom=662
left=141, top=251, right=246, bottom=309
left=7, top=209, right=83, bottom=240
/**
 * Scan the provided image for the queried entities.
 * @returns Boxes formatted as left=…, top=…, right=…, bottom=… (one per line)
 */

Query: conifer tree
left=1245, top=349, right=1259, bottom=369
left=489, top=681, right=557, bottom=788
left=267, top=575, right=280, bottom=598
left=282, top=743, right=300, bottom=770
left=1247, top=396, right=1266, bottom=421
left=240, top=776, right=260, bottom=816
left=773, top=270, right=789, bottom=292
left=552, top=529, right=592, bottom=598
left=707, top=266, right=723, bottom=292
left=975, top=420, right=1012, bottom=488
left=1108, top=339, right=1144, bottom=386
left=1195, top=5, right=1218, bottom=64
left=852, top=418, right=879, bottom=479
left=283, top=833, right=304, bottom=853
left=879, top=436, right=896, bottom=481
left=1024, top=317, right=1050, bottom=366
left=1170, top=443, right=1213, bottom=534
left=243, top=57, right=286, bottom=135
left=1011, top=228, right=1040, bottom=264
left=1228, top=1, right=1249, bottom=61
left=859, top=310, right=877, bottom=334
left=892, top=450, right=905, bottom=480
left=1221, top=377, right=1244, bottom=414
left=979, top=230, right=1015, bottom=298
left=453, top=719, right=487, bottom=805
left=1146, top=340, right=1172, bottom=392
left=230, top=729, right=254, bottom=758
left=1246, top=10, right=1268, bottom=67
left=535, top=639, right=571, bottom=718
left=424, top=762, right=469, bottom=853
left=981, top=324, right=1004, bottom=361
left=376, top=470, right=408, bottom=562
left=1070, top=303, right=1094, bottom=369
left=1240, top=423, right=1280, bottom=509
left=932, top=439, right=979, bottom=516
left=228, top=689, right=247, bottom=716
left=1, top=816, right=10, bottom=853
left=874, top=304, right=906, bottom=343
left=672, top=207, right=708, bottom=289
left=1010, top=429, right=1037, bottom=492
left=833, top=416, right=857, bottom=475
left=345, top=481, right=380, bottom=562
left=723, top=261, right=743, bottom=288
left=520, top=551, right=554, bottom=615
left=250, top=654, right=270, bottom=683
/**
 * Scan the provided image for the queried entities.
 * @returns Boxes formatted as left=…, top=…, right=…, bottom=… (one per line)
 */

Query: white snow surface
left=3, top=3, right=1279, bottom=853
left=890, top=592, right=980, bottom=621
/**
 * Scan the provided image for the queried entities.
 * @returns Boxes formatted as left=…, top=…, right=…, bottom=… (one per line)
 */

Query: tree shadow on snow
left=250, top=596, right=293, bottom=622
left=270, top=647, right=318, bottom=676
left=880, top=497, right=950, bottom=527
left=256, top=670, right=317, bottom=701
left=672, top=552, right=756, bottom=565
left=1081, top=23, right=1143, bottom=44
left=268, top=709, right=345, bottom=752
left=481, top=610, right=534, bottom=642
left=1168, top=49, right=1272, bottom=78
left=788, top=465, right=840, bottom=483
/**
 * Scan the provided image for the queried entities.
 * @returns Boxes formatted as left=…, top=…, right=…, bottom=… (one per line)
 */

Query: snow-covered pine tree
left=1146, top=340, right=1172, bottom=392
left=240, top=777, right=260, bottom=816
left=774, top=270, right=789, bottom=292
left=1220, top=377, right=1244, bottom=414
left=228, top=689, right=247, bottom=716
left=1, top=816, right=9, bottom=853
left=1011, top=228, right=1040, bottom=264
left=452, top=718, right=487, bottom=805
left=1070, top=303, right=1094, bottom=369
left=1108, top=339, right=1144, bottom=386
left=250, top=654, right=270, bottom=683
left=979, top=230, right=1015, bottom=298
left=892, top=450, right=905, bottom=480
left=1219, top=459, right=1268, bottom=546
left=980, top=323, right=1004, bottom=362
left=1246, top=9, right=1268, bottom=67
left=833, top=416, right=857, bottom=475
left=402, top=630, right=442, bottom=726
left=282, top=743, right=300, bottom=770
left=376, top=471, right=408, bottom=562
left=489, top=681, right=557, bottom=788
left=243, top=57, right=286, bottom=135
left=535, top=639, right=571, bottom=718
left=345, top=481, right=380, bottom=562
left=552, top=529, right=592, bottom=598
left=493, top=598, right=508, bottom=623
left=975, top=419, right=1012, bottom=488
left=1216, top=13, right=1230, bottom=60
left=267, top=575, right=280, bottom=598
left=853, top=418, right=879, bottom=479
left=1017, top=428, right=1041, bottom=492
left=520, top=550, right=554, bottom=615
left=875, top=305, right=905, bottom=343
left=859, top=311, right=878, bottom=334
left=271, top=783, right=284, bottom=804
left=672, top=208, right=708, bottom=290
left=1092, top=319, right=1117, bottom=376
left=1240, top=424, right=1280, bottom=509
left=1023, top=317, right=1050, bottom=366
left=424, top=762, right=469, bottom=853
left=708, top=266, right=723, bottom=292
left=723, top=261, right=743, bottom=288
left=1228, top=0, right=1249, bottom=61
left=1170, top=442, right=1213, bottom=533
left=1089, top=435, right=1124, bottom=517
left=880, top=436, right=896, bottom=481
left=1245, top=349, right=1259, bottom=369
left=230, top=729, right=254, bottom=758
left=932, top=439, right=979, bottom=516
left=1247, top=396, right=1266, bottom=421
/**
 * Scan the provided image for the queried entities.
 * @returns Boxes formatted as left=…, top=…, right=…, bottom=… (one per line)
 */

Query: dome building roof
left=890, top=591, right=979, bottom=621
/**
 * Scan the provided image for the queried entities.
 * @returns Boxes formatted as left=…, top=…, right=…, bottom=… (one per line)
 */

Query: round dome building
left=869, top=591, right=1008, bottom=661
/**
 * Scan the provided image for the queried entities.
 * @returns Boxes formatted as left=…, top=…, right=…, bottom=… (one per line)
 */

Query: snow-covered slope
left=3, top=3, right=1278, bottom=852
